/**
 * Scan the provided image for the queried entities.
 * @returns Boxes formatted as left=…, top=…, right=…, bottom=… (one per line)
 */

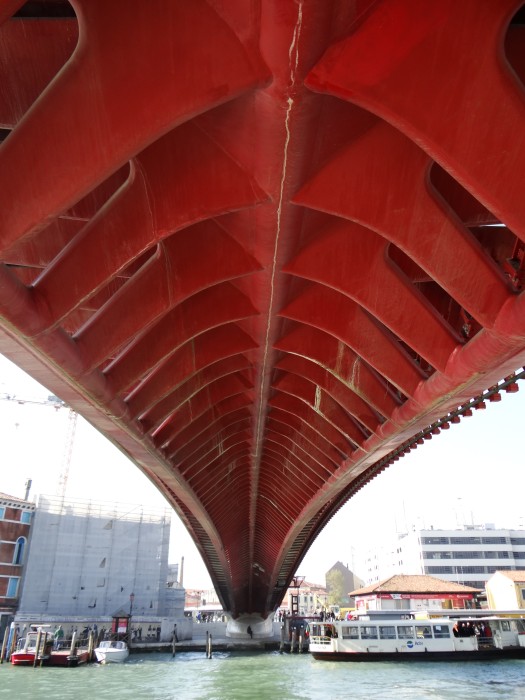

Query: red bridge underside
left=1, top=0, right=525, bottom=618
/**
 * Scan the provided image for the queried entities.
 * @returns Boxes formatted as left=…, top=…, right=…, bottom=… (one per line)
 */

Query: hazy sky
left=1, top=353, right=524, bottom=589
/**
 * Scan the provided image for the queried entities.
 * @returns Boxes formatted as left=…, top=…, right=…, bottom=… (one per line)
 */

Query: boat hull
left=11, top=650, right=90, bottom=667
left=94, top=641, right=129, bottom=663
left=11, top=652, right=37, bottom=666
left=94, top=650, right=129, bottom=663
left=312, top=648, right=525, bottom=662
left=49, top=649, right=91, bottom=667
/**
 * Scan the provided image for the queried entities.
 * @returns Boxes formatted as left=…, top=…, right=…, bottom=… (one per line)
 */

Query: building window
left=0, top=506, right=5, bottom=520
left=422, top=537, right=449, bottom=545
left=423, top=551, right=452, bottom=560
left=455, top=550, right=482, bottom=559
left=521, top=589, right=525, bottom=601
left=460, top=566, right=485, bottom=574
left=13, top=537, right=26, bottom=565
left=6, top=577, right=19, bottom=598
left=469, top=581, right=485, bottom=589
left=20, top=511, right=31, bottom=524
left=487, top=565, right=511, bottom=573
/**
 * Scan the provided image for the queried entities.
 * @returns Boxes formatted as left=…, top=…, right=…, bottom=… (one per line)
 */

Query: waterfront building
left=281, top=580, right=328, bottom=616
left=0, top=491, right=35, bottom=637
left=485, top=570, right=525, bottom=610
left=184, top=587, right=225, bottom=621
left=350, top=574, right=480, bottom=613
left=17, top=494, right=174, bottom=618
left=362, top=526, right=525, bottom=591
left=275, top=566, right=363, bottom=617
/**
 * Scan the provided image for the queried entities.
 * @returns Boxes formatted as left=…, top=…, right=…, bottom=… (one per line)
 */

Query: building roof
left=349, top=574, right=481, bottom=596
left=0, top=492, right=32, bottom=506
left=494, top=570, right=525, bottom=583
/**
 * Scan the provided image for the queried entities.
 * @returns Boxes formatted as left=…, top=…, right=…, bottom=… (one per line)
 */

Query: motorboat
left=309, top=614, right=525, bottom=661
left=11, top=630, right=52, bottom=666
left=94, top=639, right=130, bottom=663
left=11, top=628, right=92, bottom=667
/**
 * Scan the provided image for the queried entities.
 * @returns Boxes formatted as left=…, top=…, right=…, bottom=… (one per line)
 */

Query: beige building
left=486, top=570, right=525, bottom=610
left=280, top=579, right=327, bottom=616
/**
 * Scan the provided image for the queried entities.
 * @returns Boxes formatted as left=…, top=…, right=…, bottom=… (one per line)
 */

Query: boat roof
left=326, top=614, right=525, bottom=624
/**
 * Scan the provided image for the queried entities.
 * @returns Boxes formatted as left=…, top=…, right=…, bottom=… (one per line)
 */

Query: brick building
left=0, top=492, right=35, bottom=634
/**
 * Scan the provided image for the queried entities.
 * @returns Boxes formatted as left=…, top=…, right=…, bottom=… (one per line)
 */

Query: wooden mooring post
left=0, top=626, right=9, bottom=663
left=206, top=631, right=213, bottom=659
left=33, top=628, right=42, bottom=668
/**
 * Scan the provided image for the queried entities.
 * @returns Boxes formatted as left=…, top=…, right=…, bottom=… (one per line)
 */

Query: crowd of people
left=452, top=620, right=492, bottom=638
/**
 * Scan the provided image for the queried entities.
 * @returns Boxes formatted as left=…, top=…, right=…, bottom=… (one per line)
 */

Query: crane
left=0, top=392, right=78, bottom=500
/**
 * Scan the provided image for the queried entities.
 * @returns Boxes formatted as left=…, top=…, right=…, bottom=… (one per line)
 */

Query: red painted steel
left=0, top=0, right=524, bottom=617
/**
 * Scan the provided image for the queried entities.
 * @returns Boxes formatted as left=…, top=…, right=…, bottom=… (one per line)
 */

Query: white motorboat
left=94, top=640, right=129, bottom=664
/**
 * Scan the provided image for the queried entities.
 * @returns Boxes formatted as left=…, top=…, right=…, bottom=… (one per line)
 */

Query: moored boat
left=11, top=628, right=93, bottom=667
left=94, top=639, right=130, bottom=664
left=10, top=630, right=52, bottom=666
left=309, top=615, right=525, bottom=661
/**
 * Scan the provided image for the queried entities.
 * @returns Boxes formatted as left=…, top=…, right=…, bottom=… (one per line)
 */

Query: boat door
left=492, top=619, right=520, bottom=649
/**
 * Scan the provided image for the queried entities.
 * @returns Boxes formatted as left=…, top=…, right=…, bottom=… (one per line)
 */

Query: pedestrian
left=247, top=625, right=253, bottom=639
left=53, top=625, right=64, bottom=650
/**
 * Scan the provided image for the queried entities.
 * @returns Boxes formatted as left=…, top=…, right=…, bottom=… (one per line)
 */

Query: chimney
left=24, top=478, right=32, bottom=501
left=179, top=556, right=184, bottom=587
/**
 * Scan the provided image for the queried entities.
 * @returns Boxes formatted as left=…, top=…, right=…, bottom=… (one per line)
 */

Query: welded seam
left=254, top=3, right=303, bottom=459
left=250, top=1, right=304, bottom=593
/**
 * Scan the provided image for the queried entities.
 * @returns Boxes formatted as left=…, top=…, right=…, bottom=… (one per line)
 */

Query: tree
left=326, top=569, right=346, bottom=607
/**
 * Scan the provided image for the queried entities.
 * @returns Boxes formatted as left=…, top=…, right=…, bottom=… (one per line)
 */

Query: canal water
left=1, top=651, right=523, bottom=699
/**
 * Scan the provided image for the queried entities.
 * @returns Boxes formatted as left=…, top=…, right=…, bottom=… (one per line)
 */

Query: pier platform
left=130, top=621, right=308, bottom=654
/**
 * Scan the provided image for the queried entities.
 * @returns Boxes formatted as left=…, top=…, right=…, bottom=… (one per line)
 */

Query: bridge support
left=225, top=614, right=273, bottom=639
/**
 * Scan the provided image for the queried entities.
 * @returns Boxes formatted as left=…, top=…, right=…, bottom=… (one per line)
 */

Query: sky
left=1, top=353, right=524, bottom=589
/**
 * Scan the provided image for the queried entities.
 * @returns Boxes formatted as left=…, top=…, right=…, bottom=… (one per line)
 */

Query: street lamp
left=129, top=592, right=135, bottom=617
